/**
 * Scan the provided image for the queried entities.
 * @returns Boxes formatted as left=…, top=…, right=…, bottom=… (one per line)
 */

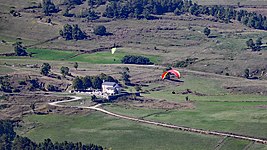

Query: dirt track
left=49, top=96, right=267, bottom=145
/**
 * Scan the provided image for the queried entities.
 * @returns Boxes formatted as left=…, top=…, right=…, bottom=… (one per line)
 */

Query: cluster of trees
left=63, top=0, right=85, bottom=5
left=0, top=120, right=103, bottom=150
left=59, top=24, right=86, bottom=40
left=0, top=76, right=44, bottom=93
left=199, top=5, right=267, bottom=30
left=40, top=63, right=51, bottom=76
left=46, top=84, right=60, bottom=92
left=102, top=0, right=267, bottom=30
left=72, top=73, right=116, bottom=90
left=246, top=37, right=263, bottom=51
left=60, top=66, right=70, bottom=77
left=121, top=55, right=152, bottom=65
left=41, top=63, right=77, bottom=77
left=42, top=0, right=58, bottom=16
left=0, top=76, right=12, bottom=93
left=93, top=25, right=107, bottom=36
left=88, top=0, right=105, bottom=8
left=103, top=0, right=188, bottom=19
left=121, top=67, right=131, bottom=85
left=13, top=42, right=28, bottom=56
left=79, top=9, right=100, bottom=20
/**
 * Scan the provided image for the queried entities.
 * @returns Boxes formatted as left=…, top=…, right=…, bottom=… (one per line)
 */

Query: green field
left=18, top=112, right=229, bottom=150
left=70, top=51, right=160, bottom=64
left=1, top=48, right=161, bottom=64
left=104, top=94, right=267, bottom=139
left=27, top=48, right=78, bottom=61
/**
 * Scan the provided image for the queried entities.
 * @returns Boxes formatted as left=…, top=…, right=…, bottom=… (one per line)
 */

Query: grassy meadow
left=0, top=48, right=161, bottom=64
left=18, top=112, right=236, bottom=150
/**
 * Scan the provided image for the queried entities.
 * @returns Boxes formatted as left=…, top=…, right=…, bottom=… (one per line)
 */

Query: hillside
left=0, top=0, right=267, bottom=150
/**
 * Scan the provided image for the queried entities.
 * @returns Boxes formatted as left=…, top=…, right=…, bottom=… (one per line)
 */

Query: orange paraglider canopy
left=161, top=69, right=181, bottom=79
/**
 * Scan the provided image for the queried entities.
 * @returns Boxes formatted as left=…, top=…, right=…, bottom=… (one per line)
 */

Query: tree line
left=42, top=0, right=267, bottom=30
left=121, top=55, right=153, bottom=65
left=59, top=24, right=86, bottom=40
left=102, top=0, right=267, bottom=30
left=72, top=73, right=117, bottom=90
left=0, top=120, right=103, bottom=150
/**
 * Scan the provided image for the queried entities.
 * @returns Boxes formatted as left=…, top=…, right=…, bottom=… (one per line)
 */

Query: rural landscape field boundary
left=48, top=96, right=267, bottom=145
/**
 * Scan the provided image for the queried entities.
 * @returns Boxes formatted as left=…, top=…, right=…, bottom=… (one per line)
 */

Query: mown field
left=0, top=48, right=161, bottom=64
left=18, top=112, right=251, bottom=150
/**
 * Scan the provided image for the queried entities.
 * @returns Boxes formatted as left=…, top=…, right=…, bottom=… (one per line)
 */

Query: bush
left=18, top=80, right=27, bottom=85
left=93, top=25, right=107, bottom=36
left=12, top=88, right=20, bottom=93
left=46, top=84, right=59, bottom=92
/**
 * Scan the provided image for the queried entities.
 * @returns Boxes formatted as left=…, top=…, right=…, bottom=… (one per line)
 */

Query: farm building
left=102, top=82, right=121, bottom=95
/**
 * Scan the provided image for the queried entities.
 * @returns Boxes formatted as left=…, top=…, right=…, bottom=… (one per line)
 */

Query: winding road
left=48, top=96, right=267, bottom=145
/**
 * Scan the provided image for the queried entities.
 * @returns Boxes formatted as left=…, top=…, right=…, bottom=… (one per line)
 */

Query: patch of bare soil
left=255, top=105, right=267, bottom=109
left=6, top=72, right=71, bottom=92
left=114, top=97, right=195, bottom=110
left=0, top=94, right=91, bottom=121
left=225, top=85, right=267, bottom=96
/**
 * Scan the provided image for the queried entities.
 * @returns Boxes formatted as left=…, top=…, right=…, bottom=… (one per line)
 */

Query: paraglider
left=111, top=47, right=117, bottom=54
left=161, top=69, right=181, bottom=79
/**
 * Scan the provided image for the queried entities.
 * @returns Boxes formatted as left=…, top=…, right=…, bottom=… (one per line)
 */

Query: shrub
left=93, top=25, right=107, bottom=36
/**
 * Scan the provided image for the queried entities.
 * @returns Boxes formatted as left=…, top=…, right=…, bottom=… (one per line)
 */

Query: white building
left=102, top=82, right=121, bottom=95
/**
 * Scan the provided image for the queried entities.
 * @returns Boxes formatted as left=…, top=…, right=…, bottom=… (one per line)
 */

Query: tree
left=13, top=42, right=27, bottom=56
left=174, top=8, right=182, bottom=16
left=60, top=66, right=70, bottom=77
left=203, top=27, right=211, bottom=37
left=46, top=84, right=59, bottom=91
left=72, top=24, right=86, bottom=40
left=60, top=24, right=86, bottom=40
left=135, top=85, right=142, bottom=92
left=0, top=134, right=12, bottom=150
left=91, top=95, right=97, bottom=102
left=74, top=62, right=78, bottom=70
left=80, top=9, right=99, bottom=20
left=40, top=63, right=51, bottom=76
left=122, top=67, right=130, bottom=73
left=72, top=77, right=83, bottom=90
left=91, top=76, right=102, bottom=89
left=42, top=0, right=57, bottom=16
left=93, top=25, right=107, bottom=36
left=64, top=0, right=83, bottom=5
left=244, top=68, right=250, bottom=79
left=59, top=24, right=73, bottom=40
left=256, top=37, right=262, bottom=46
left=245, top=38, right=258, bottom=51
left=143, top=8, right=151, bottom=19
left=30, top=103, right=35, bottom=113
left=122, top=71, right=131, bottom=85
left=83, top=76, right=92, bottom=89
